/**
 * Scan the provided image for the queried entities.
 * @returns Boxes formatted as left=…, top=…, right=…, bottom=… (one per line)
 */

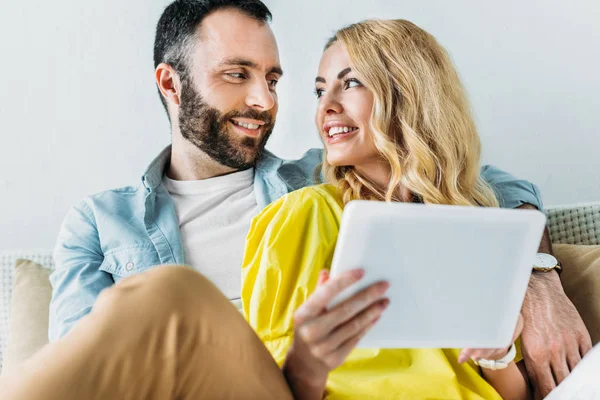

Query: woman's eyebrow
left=337, top=67, right=352, bottom=79
left=315, top=67, right=353, bottom=84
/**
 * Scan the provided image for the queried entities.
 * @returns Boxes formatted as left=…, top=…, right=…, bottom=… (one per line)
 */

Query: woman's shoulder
left=278, top=184, right=344, bottom=214
left=250, top=184, right=344, bottom=234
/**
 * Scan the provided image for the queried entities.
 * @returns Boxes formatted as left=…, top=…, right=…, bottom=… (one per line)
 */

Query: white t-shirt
left=163, top=168, right=259, bottom=301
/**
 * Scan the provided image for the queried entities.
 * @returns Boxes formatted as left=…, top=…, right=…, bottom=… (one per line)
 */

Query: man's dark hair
left=153, top=0, right=272, bottom=115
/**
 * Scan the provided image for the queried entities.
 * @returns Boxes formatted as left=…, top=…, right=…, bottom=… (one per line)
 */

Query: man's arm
left=480, top=165, right=543, bottom=210
left=49, top=201, right=114, bottom=341
left=518, top=204, right=592, bottom=399
left=480, top=166, right=593, bottom=397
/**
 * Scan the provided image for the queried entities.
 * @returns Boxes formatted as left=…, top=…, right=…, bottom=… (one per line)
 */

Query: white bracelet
left=473, top=343, right=517, bottom=370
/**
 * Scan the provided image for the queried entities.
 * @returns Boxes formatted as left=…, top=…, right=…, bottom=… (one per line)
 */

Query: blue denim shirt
left=49, top=145, right=542, bottom=341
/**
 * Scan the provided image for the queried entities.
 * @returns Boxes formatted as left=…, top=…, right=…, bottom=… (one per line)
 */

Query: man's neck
left=167, top=132, right=238, bottom=181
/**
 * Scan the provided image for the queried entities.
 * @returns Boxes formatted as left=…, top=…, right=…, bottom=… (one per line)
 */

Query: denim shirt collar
left=140, top=145, right=287, bottom=209
left=141, top=145, right=172, bottom=193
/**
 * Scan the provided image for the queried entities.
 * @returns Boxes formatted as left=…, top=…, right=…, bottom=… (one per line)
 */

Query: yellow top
left=242, top=184, right=516, bottom=400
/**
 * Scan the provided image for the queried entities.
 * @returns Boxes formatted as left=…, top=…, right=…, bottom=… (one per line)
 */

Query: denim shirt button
left=125, top=262, right=134, bottom=271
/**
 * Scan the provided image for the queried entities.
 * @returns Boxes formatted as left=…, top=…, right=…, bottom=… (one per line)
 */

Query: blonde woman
left=242, top=20, right=531, bottom=399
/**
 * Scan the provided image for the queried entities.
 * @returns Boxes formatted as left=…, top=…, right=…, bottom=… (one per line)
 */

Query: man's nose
left=246, top=81, right=276, bottom=111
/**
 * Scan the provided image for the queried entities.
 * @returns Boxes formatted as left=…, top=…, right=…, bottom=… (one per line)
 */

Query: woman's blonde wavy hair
left=322, top=19, right=498, bottom=207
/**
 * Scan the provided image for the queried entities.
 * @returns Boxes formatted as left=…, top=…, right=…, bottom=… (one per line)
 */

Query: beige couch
left=1, top=202, right=599, bottom=374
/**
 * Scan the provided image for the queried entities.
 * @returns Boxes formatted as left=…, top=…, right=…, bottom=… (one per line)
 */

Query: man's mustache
left=222, top=109, right=274, bottom=126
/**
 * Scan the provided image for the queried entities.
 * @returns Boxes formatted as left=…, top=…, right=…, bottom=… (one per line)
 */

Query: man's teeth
left=232, top=120, right=260, bottom=130
left=328, top=126, right=358, bottom=137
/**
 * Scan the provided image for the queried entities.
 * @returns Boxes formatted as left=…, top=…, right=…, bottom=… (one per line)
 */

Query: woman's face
left=315, top=42, right=379, bottom=168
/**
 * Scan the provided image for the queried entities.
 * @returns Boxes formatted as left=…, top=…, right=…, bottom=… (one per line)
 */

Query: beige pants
left=0, top=266, right=293, bottom=400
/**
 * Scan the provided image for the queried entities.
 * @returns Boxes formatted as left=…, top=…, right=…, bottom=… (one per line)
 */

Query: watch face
left=534, top=253, right=558, bottom=269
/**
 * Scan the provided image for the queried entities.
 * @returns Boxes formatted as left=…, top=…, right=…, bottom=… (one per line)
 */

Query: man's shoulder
left=260, top=148, right=324, bottom=192
left=56, top=182, right=156, bottom=262
left=262, top=147, right=323, bottom=164
left=70, top=183, right=145, bottom=220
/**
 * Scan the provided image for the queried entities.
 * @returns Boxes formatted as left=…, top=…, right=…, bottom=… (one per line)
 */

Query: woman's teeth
left=232, top=120, right=260, bottom=130
left=328, top=126, right=358, bottom=137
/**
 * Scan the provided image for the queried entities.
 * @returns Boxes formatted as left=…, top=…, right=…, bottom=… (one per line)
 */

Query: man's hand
left=282, top=269, right=389, bottom=400
left=521, top=271, right=592, bottom=399
left=517, top=204, right=593, bottom=398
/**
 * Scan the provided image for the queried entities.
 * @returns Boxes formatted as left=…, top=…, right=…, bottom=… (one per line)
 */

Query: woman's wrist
left=475, top=343, right=517, bottom=370
left=282, top=349, right=328, bottom=400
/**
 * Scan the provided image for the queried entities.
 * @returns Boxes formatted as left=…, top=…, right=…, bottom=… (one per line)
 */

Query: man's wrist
left=530, top=268, right=562, bottom=285
left=523, top=269, right=565, bottom=318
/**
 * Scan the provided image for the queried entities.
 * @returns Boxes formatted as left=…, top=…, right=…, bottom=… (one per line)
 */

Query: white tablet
left=328, top=201, right=546, bottom=349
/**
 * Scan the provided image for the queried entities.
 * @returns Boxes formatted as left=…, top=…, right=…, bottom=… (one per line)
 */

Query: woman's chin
left=326, top=154, right=353, bottom=168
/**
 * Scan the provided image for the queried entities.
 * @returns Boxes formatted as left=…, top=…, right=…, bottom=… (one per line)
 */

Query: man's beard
left=178, top=80, right=275, bottom=170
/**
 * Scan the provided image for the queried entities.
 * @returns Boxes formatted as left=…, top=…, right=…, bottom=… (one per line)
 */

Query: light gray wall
left=1, top=0, right=599, bottom=250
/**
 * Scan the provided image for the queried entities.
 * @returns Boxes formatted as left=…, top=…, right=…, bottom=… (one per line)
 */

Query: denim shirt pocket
left=99, top=245, right=161, bottom=282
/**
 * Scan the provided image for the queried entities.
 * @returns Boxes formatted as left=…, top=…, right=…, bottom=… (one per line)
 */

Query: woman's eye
left=314, top=88, right=324, bottom=99
left=344, top=78, right=362, bottom=89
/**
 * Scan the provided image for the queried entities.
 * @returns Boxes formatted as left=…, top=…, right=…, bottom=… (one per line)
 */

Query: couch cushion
left=0, top=250, right=54, bottom=372
left=2, top=259, right=51, bottom=374
left=554, top=244, right=600, bottom=345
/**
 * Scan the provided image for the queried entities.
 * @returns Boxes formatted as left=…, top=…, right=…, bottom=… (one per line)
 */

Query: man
left=2, top=1, right=591, bottom=399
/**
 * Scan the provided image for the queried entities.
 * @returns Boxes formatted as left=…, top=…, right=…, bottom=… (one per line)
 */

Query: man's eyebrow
left=269, top=66, right=284, bottom=76
left=219, top=58, right=284, bottom=76
left=219, top=58, right=257, bottom=68
left=315, top=67, right=352, bottom=84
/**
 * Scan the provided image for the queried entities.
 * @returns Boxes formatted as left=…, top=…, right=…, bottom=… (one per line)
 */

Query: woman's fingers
left=322, top=309, right=385, bottom=369
left=312, top=298, right=390, bottom=356
left=458, top=348, right=478, bottom=364
left=296, top=279, right=390, bottom=344
left=459, top=313, right=524, bottom=364
left=291, top=269, right=391, bottom=373
left=294, top=269, right=365, bottom=325
left=459, top=346, right=513, bottom=364
left=317, top=270, right=330, bottom=286
left=313, top=280, right=389, bottom=336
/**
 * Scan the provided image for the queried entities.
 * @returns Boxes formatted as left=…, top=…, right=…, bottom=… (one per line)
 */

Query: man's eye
left=227, top=73, right=246, bottom=79
left=269, top=79, right=279, bottom=88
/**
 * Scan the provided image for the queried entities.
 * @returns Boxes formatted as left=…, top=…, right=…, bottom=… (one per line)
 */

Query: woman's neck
left=355, top=161, right=413, bottom=202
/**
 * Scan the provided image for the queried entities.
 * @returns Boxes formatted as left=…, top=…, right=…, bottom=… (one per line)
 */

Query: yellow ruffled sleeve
left=241, top=184, right=344, bottom=365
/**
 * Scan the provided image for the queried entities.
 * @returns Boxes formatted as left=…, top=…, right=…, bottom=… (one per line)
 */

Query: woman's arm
left=282, top=269, right=390, bottom=400
left=241, top=186, right=389, bottom=400
left=459, top=314, right=532, bottom=399
left=481, top=361, right=531, bottom=400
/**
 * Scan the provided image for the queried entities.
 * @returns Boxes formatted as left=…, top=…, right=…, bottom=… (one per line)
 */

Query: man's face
left=177, top=9, right=282, bottom=169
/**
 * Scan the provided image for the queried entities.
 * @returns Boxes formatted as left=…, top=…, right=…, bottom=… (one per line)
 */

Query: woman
left=242, top=19, right=531, bottom=399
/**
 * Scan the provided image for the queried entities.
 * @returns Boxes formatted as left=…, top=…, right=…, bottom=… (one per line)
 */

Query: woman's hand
left=282, top=269, right=390, bottom=398
left=458, top=313, right=524, bottom=364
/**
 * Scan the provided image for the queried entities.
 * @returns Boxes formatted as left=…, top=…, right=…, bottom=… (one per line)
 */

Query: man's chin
left=237, top=146, right=263, bottom=166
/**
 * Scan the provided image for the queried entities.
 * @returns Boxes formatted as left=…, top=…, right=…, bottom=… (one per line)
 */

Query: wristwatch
left=474, top=343, right=517, bottom=370
left=533, top=253, right=562, bottom=274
